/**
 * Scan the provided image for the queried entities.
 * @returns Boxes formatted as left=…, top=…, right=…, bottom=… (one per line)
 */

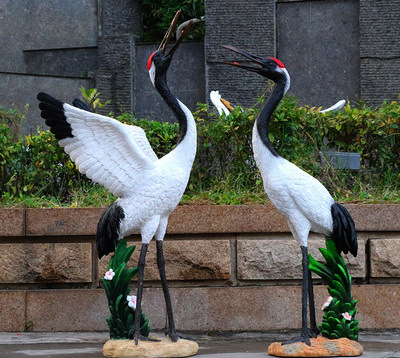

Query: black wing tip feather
left=37, top=92, right=74, bottom=140
left=96, top=203, right=125, bottom=259
left=331, top=202, right=358, bottom=257
left=37, top=92, right=64, bottom=108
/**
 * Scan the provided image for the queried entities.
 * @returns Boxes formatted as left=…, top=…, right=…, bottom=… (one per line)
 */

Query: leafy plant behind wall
left=309, top=239, right=359, bottom=341
left=140, top=0, right=205, bottom=42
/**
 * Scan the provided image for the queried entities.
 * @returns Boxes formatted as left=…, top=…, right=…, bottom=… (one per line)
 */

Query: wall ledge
left=1, top=204, right=399, bottom=237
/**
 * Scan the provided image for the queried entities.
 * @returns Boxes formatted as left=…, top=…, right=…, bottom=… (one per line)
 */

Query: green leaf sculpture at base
left=309, top=238, right=359, bottom=341
left=102, top=238, right=151, bottom=339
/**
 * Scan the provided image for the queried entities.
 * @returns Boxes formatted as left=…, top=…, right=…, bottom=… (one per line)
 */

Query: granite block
left=370, top=238, right=400, bottom=278
left=0, top=243, right=92, bottom=283
left=0, top=209, right=25, bottom=237
left=98, top=239, right=232, bottom=281
left=0, top=291, right=26, bottom=331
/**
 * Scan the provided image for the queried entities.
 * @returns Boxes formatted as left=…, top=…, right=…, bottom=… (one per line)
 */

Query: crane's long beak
left=221, top=45, right=265, bottom=72
left=158, top=10, right=193, bottom=58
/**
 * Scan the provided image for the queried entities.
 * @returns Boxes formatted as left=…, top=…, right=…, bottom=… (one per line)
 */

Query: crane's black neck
left=256, top=80, right=286, bottom=157
left=154, top=74, right=187, bottom=142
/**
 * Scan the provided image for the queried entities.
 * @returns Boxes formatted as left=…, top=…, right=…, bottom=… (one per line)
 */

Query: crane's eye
left=147, top=52, right=156, bottom=71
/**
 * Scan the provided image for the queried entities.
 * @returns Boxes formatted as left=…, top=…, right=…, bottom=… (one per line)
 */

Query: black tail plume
left=96, top=202, right=125, bottom=258
left=331, top=202, right=358, bottom=257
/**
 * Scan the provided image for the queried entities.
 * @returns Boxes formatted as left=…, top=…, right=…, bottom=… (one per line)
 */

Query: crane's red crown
left=147, top=52, right=156, bottom=71
left=269, top=58, right=285, bottom=68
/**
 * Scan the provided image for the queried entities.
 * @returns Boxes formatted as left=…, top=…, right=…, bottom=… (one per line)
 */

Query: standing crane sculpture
left=222, top=45, right=357, bottom=345
left=37, top=11, right=196, bottom=344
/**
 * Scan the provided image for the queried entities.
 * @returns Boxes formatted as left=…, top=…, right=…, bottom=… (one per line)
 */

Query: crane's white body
left=59, top=101, right=197, bottom=244
left=250, top=66, right=334, bottom=247
left=252, top=121, right=334, bottom=248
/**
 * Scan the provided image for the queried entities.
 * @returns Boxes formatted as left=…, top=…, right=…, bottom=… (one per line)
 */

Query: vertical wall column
left=96, top=0, right=142, bottom=115
left=204, top=0, right=276, bottom=108
left=360, top=0, right=400, bottom=106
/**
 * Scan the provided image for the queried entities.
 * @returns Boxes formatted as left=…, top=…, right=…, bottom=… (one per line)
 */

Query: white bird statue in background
left=211, top=89, right=345, bottom=116
left=38, top=11, right=196, bottom=344
left=222, top=45, right=357, bottom=346
left=320, top=99, right=346, bottom=113
left=210, top=90, right=231, bottom=116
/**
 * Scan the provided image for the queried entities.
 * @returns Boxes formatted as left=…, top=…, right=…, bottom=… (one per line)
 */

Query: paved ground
left=0, top=331, right=399, bottom=357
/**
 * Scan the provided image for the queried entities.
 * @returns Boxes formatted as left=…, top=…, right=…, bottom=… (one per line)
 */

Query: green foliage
left=309, top=239, right=359, bottom=341
left=1, top=94, right=400, bottom=207
left=79, top=87, right=111, bottom=112
left=102, top=238, right=151, bottom=339
left=192, top=102, right=257, bottom=190
left=0, top=105, right=27, bottom=141
left=0, top=125, right=96, bottom=205
left=140, top=0, right=205, bottom=42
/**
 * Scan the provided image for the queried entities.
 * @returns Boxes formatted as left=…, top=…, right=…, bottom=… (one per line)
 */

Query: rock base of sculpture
left=268, top=336, right=363, bottom=357
left=103, top=337, right=199, bottom=358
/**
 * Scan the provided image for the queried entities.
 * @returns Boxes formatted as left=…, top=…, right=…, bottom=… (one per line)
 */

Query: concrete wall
left=133, top=42, right=206, bottom=121
left=277, top=0, right=360, bottom=107
left=204, top=0, right=276, bottom=108
left=0, top=0, right=98, bottom=134
left=204, top=0, right=400, bottom=109
left=1, top=205, right=400, bottom=332
left=1, top=0, right=399, bottom=132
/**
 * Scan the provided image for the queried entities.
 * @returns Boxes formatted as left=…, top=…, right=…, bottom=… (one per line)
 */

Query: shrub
left=1, top=95, right=399, bottom=207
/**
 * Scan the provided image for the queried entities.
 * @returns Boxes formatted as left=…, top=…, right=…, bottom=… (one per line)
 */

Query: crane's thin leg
left=283, top=246, right=311, bottom=346
left=300, top=245, right=312, bottom=345
left=156, top=240, right=192, bottom=342
left=308, top=270, right=320, bottom=337
left=133, top=243, right=158, bottom=345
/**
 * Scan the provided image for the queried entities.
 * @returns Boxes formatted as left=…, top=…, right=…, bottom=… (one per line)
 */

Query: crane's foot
left=310, top=326, right=321, bottom=338
left=133, top=333, right=160, bottom=345
left=168, top=332, right=194, bottom=342
left=282, top=329, right=312, bottom=346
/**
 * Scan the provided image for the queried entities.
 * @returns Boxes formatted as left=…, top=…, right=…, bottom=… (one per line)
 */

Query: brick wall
left=1, top=205, right=399, bottom=332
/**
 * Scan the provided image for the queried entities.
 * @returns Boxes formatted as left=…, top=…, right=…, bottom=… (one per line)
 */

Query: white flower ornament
left=342, top=312, right=352, bottom=321
left=321, top=296, right=333, bottom=310
left=127, top=295, right=137, bottom=309
left=104, top=269, right=115, bottom=281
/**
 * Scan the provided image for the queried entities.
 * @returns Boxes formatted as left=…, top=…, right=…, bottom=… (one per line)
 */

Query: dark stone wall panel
left=361, top=58, right=400, bottom=106
left=24, top=48, right=97, bottom=78
left=0, top=74, right=94, bottom=135
left=277, top=0, right=360, bottom=107
left=360, top=0, right=400, bottom=105
left=99, top=0, right=142, bottom=37
left=97, top=36, right=134, bottom=114
left=134, top=42, right=206, bottom=122
left=360, top=0, right=400, bottom=58
left=205, top=0, right=276, bottom=108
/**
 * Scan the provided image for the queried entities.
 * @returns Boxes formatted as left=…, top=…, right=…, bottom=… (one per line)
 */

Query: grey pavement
left=0, top=331, right=399, bottom=357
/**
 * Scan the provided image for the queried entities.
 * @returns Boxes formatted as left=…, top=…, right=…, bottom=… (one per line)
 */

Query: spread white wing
left=59, top=104, right=157, bottom=197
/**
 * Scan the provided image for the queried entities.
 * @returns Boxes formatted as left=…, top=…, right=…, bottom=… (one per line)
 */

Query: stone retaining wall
left=0, top=204, right=399, bottom=332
